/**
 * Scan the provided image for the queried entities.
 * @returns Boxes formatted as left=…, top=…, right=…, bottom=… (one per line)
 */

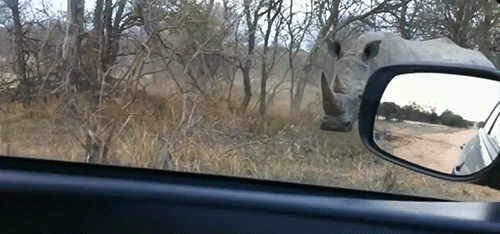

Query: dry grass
left=0, top=83, right=499, bottom=202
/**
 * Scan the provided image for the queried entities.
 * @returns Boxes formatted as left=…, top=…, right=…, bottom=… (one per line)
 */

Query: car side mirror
left=359, top=64, right=500, bottom=190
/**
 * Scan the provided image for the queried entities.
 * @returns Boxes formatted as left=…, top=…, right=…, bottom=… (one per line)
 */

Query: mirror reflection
left=374, top=73, right=500, bottom=175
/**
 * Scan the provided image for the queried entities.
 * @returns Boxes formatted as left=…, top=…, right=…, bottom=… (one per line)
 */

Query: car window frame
left=484, top=101, right=500, bottom=134
left=481, top=100, right=500, bottom=159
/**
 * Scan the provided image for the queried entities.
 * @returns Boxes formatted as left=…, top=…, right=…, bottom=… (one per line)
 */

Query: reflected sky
left=380, top=73, right=500, bottom=122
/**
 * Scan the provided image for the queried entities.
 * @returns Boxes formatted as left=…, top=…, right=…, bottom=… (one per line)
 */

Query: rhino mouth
left=320, top=114, right=353, bottom=132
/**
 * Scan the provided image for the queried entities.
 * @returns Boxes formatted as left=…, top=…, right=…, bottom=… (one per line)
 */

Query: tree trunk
left=259, top=0, right=283, bottom=115
left=399, top=0, right=409, bottom=39
left=259, top=61, right=267, bottom=115
left=101, top=0, right=114, bottom=72
left=291, top=64, right=311, bottom=111
left=240, top=0, right=264, bottom=113
left=8, top=0, right=30, bottom=107
left=288, top=0, right=295, bottom=111
left=63, top=0, right=85, bottom=90
left=241, top=60, right=252, bottom=112
left=93, top=0, right=103, bottom=34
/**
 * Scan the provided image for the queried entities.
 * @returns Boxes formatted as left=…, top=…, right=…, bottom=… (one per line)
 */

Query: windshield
left=1, top=0, right=500, bottom=201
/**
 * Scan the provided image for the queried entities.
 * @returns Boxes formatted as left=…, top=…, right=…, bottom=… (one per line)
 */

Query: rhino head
left=320, top=38, right=382, bottom=132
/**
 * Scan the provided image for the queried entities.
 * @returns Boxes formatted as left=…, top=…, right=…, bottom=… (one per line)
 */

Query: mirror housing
left=478, top=122, right=486, bottom=128
left=359, top=63, right=500, bottom=190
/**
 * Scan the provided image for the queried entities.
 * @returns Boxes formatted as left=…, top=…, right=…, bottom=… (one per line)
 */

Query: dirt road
left=388, top=128, right=477, bottom=173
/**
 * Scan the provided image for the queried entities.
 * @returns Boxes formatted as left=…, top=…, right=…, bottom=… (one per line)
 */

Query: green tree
left=439, top=109, right=472, bottom=128
left=378, top=102, right=401, bottom=121
left=429, top=111, right=439, bottom=124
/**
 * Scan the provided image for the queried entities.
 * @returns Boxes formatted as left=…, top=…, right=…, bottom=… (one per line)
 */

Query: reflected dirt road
left=376, top=120, right=477, bottom=173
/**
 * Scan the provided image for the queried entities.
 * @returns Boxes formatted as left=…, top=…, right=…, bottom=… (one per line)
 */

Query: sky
left=380, top=73, right=500, bottom=122
left=40, top=0, right=95, bottom=14
left=42, top=0, right=312, bottom=17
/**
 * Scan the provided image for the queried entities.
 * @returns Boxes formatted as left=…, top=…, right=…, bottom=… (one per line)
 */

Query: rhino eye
left=358, top=95, right=363, bottom=100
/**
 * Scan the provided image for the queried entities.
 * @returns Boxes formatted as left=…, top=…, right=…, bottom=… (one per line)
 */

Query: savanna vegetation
left=377, top=101, right=474, bottom=128
left=1, top=0, right=500, bottom=201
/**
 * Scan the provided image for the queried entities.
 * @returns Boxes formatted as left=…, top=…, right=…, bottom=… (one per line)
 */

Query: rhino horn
left=321, top=73, right=345, bottom=116
left=332, top=75, right=348, bottom=94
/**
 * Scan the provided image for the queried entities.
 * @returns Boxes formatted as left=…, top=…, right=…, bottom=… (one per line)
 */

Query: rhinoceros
left=320, top=32, right=496, bottom=132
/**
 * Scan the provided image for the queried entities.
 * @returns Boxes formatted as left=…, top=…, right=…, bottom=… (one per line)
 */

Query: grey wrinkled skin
left=321, top=114, right=353, bottom=132
left=320, top=32, right=496, bottom=132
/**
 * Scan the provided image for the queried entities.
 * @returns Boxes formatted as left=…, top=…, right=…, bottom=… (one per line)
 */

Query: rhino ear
left=327, top=39, right=343, bottom=58
left=361, top=40, right=381, bottom=61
